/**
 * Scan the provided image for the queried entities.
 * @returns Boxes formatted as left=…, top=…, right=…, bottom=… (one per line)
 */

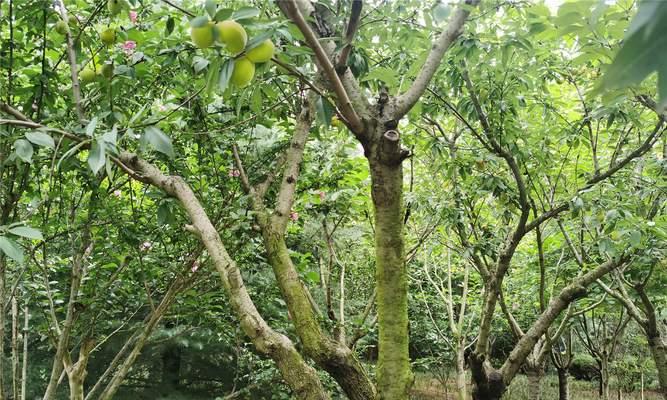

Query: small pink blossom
left=289, top=211, right=299, bottom=221
left=129, top=11, right=138, bottom=24
left=122, top=40, right=136, bottom=56
left=140, top=241, right=152, bottom=251
left=228, top=169, right=241, bottom=178
left=318, top=191, right=326, bottom=201
left=191, top=260, right=200, bottom=273
left=113, top=189, right=122, bottom=198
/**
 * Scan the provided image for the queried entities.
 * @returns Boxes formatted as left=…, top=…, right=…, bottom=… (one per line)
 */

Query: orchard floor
left=411, top=373, right=662, bottom=400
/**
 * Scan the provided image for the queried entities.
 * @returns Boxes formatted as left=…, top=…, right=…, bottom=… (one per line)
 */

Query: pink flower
left=318, top=191, right=326, bottom=201
left=129, top=11, right=138, bottom=23
left=228, top=169, right=240, bottom=178
left=289, top=211, right=299, bottom=221
left=191, top=260, right=200, bottom=273
left=113, top=189, right=122, bottom=198
left=122, top=40, right=136, bottom=56
left=140, top=241, right=152, bottom=251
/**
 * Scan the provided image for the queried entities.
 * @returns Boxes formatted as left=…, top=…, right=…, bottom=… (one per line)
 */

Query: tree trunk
left=455, top=345, right=468, bottom=400
left=556, top=367, right=570, bottom=400
left=369, top=159, right=411, bottom=399
left=119, top=153, right=329, bottom=400
left=262, top=234, right=375, bottom=400
left=20, top=304, right=28, bottom=400
left=600, top=357, right=610, bottom=400
left=526, top=368, right=543, bottom=400
left=0, top=256, right=6, bottom=400
left=11, top=296, right=18, bottom=400
left=649, top=335, right=667, bottom=399
left=68, top=375, right=84, bottom=400
left=470, top=355, right=505, bottom=400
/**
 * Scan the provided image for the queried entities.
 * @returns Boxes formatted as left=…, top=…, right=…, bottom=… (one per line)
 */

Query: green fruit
left=68, top=15, right=78, bottom=25
left=101, top=63, right=114, bottom=79
left=216, top=20, right=247, bottom=55
left=55, top=21, right=68, bottom=35
left=231, top=57, right=255, bottom=87
left=190, top=22, right=215, bottom=49
left=100, top=28, right=116, bottom=46
left=246, top=39, right=274, bottom=63
left=80, top=68, right=97, bottom=84
left=108, top=0, right=123, bottom=16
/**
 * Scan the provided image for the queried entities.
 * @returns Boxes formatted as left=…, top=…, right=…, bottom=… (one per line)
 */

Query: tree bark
left=556, top=367, right=570, bottom=400
left=20, top=304, right=28, bottom=400
left=370, top=158, right=411, bottom=399
left=11, top=296, right=18, bottom=400
left=119, top=153, right=329, bottom=400
left=649, top=335, right=667, bottom=399
left=525, top=368, right=543, bottom=400
left=455, top=344, right=468, bottom=400
left=600, top=356, right=610, bottom=400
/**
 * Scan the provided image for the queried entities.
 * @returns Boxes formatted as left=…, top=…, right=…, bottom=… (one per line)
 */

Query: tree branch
left=393, top=0, right=479, bottom=119
left=280, top=1, right=364, bottom=133
left=336, top=0, right=363, bottom=70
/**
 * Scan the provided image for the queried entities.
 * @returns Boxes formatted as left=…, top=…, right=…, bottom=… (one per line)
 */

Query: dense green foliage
left=0, top=0, right=665, bottom=399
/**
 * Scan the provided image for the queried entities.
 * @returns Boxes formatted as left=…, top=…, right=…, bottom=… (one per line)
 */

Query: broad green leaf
left=14, top=139, right=33, bottom=163
left=85, top=117, right=98, bottom=137
left=8, top=226, right=43, bottom=240
left=231, top=7, right=259, bottom=21
left=144, top=126, right=175, bottom=158
left=190, top=16, right=209, bottom=28
left=205, top=0, right=216, bottom=18
left=219, top=59, right=234, bottom=92
left=25, top=131, right=55, bottom=149
left=0, top=236, right=23, bottom=263
left=88, top=140, right=106, bottom=174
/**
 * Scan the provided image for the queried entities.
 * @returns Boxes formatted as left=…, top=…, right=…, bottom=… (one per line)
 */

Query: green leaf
left=214, top=8, right=233, bottom=22
left=190, top=16, right=209, bottom=28
left=165, top=16, right=175, bottom=35
left=231, top=7, right=259, bottom=21
left=88, top=140, right=106, bottom=174
left=144, top=126, right=175, bottom=158
left=0, top=236, right=24, bottom=263
left=25, top=131, right=55, bottom=149
left=14, top=139, right=33, bottom=163
left=219, top=59, right=234, bottom=92
left=85, top=117, right=98, bottom=137
left=8, top=226, right=43, bottom=240
left=205, top=0, right=216, bottom=18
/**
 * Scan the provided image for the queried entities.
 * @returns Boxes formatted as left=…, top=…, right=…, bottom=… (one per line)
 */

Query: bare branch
left=337, top=0, right=363, bottom=69
left=393, top=1, right=479, bottom=118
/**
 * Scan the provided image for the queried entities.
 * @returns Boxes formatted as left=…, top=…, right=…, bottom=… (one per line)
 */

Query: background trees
left=0, top=0, right=665, bottom=399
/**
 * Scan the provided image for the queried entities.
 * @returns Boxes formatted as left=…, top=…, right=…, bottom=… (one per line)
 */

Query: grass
left=411, top=373, right=662, bottom=400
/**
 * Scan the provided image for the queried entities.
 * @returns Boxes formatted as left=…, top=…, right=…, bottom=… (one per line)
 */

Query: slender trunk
left=118, top=153, right=330, bottom=400
left=600, top=357, right=610, bottom=400
left=0, top=256, right=6, bottom=400
left=370, top=160, right=411, bottom=399
left=20, top=304, right=27, bottom=400
left=68, top=375, right=84, bottom=400
left=84, top=330, right=139, bottom=400
left=455, top=344, right=467, bottom=400
left=263, top=235, right=374, bottom=400
left=11, top=296, right=18, bottom=400
left=649, top=335, right=667, bottom=400
left=557, top=368, right=570, bottom=400
left=526, top=368, right=543, bottom=400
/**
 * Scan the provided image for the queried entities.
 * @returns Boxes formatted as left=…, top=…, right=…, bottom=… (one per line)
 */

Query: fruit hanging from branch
left=217, top=20, right=247, bottom=55
left=231, top=57, right=255, bottom=88
left=190, top=21, right=216, bottom=49
left=100, top=28, right=116, bottom=46
left=246, top=40, right=274, bottom=63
